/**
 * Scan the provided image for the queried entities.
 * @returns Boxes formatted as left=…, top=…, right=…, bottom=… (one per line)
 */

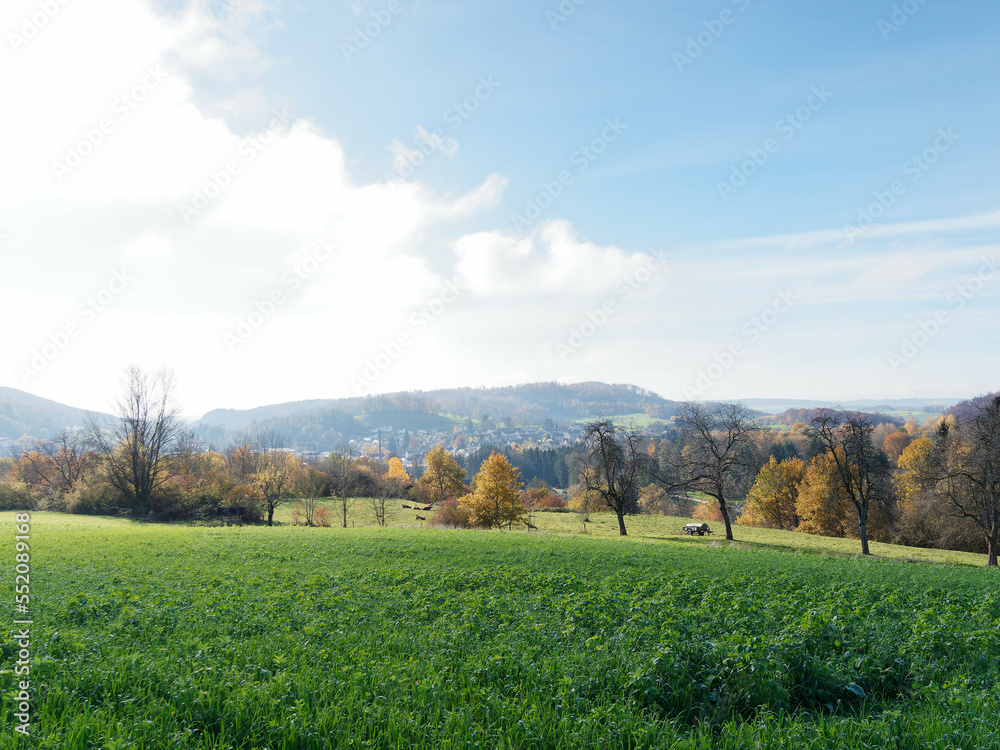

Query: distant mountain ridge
left=192, top=382, right=679, bottom=450
left=0, top=382, right=976, bottom=447
left=197, top=382, right=676, bottom=428
left=741, top=397, right=963, bottom=413
left=0, top=386, right=112, bottom=441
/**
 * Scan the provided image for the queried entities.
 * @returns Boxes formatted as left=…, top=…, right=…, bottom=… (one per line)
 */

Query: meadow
left=3, top=511, right=1000, bottom=749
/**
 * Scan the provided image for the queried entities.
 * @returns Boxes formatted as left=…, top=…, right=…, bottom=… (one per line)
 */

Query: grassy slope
left=278, top=500, right=989, bottom=569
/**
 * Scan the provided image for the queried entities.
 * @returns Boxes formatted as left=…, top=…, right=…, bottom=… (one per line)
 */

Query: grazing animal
left=421, top=505, right=433, bottom=511
left=415, top=515, right=426, bottom=521
left=402, top=504, right=411, bottom=509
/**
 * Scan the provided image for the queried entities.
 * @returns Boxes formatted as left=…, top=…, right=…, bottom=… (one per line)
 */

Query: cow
left=402, top=504, right=412, bottom=509
left=415, top=515, right=426, bottom=521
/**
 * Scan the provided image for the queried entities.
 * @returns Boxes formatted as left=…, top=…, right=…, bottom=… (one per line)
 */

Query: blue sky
left=2, top=0, right=998, bottom=415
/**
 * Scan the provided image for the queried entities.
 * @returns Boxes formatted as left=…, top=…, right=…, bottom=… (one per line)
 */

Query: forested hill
left=193, top=382, right=679, bottom=449
left=200, top=382, right=676, bottom=427
left=771, top=408, right=904, bottom=428
left=0, top=387, right=111, bottom=441
left=414, top=382, right=677, bottom=423
left=946, top=392, right=1000, bottom=421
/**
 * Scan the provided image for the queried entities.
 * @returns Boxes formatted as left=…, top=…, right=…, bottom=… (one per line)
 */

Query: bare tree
left=87, top=367, right=184, bottom=514
left=15, top=429, right=90, bottom=496
left=810, top=410, right=893, bottom=556
left=578, top=419, right=645, bottom=536
left=253, top=430, right=295, bottom=526
left=371, top=463, right=403, bottom=528
left=326, top=450, right=356, bottom=529
left=293, top=460, right=330, bottom=526
left=661, top=402, right=763, bottom=541
left=224, top=429, right=257, bottom=485
left=934, top=395, right=1000, bottom=567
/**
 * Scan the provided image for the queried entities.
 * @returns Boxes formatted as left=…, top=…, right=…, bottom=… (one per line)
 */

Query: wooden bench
left=216, top=506, right=245, bottom=527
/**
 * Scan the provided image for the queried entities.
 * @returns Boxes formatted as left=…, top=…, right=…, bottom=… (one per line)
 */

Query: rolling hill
left=0, top=387, right=111, bottom=442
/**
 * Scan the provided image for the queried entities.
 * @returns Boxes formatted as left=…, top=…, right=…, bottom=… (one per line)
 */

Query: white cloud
left=389, top=125, right=460, bottom=174
left=0, top=0, right=513, bottom=412
left=454, top=220, right=656, bottom=298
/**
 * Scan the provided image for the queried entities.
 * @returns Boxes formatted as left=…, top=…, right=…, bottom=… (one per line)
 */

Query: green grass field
left=4, top=512, right=1000, bottom=749
left=283, top=499, right=988, bottom=568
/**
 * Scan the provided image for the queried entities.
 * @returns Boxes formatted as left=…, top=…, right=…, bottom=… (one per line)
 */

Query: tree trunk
left=859, top=522, right=870, bottom=556
left=987, top=535, right=998, bottom=567
left=616, top=509, right=628, bottom=536
left=719, top=500, right=734, bottom=541
left=267, top=507, right=274, bottom=527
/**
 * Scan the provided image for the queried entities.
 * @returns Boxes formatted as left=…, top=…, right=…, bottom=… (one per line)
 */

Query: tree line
left=572, top=397, right=1000, bottom=567
left=2, top=367, right=997, bottom=566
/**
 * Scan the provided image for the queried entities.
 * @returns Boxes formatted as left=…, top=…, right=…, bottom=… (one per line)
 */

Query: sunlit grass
left=7, top=512, right=998, bottom=748
left=269, top=499, right=990, bottom=569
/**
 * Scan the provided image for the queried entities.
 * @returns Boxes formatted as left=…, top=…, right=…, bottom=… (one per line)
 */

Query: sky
left=2, top=0, right=998, bottom=418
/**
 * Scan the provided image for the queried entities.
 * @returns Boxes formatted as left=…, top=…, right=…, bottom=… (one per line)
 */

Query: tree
left=578, top=419, right=645, bottom=536
left=293, top=464, right=330, bottom=526
left=15, top=430, right=90, bottom=498
left=385, top=457, right=410, bottom=488
left=225, top=430, right=258, bottom=485
left=741, top=456, right=805, bottom=530
left=420, top=446, right=467, bottom=504
left=522, top=486, right=566, bottom=510
left=809, top=410, right=894, bottom=555
left=637, top=484, right=693, bottom=517
left=661, top=402, right=763, bottom=541
left=87, top=367, right=185, bottom=514
left=461, top=452, right=526, bottom=529
left=933, top=396, right=1000, bottom=566
left=326, top=452, right=355, bottom=529
left=795, top=453, right=852, bottom=538
left=253, top=430, right=296, bottom=526
left=370, top=458, right=408, bottom=528
left=883, top=430, right=912, bottom=464
left=893, top=437, right=963, bottom=549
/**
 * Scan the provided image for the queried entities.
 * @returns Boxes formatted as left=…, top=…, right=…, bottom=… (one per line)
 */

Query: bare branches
left=808, top=409, right=893, bottom=556
left=87, top=367, right=183, bottom=513
left=661, top=401, right=763, bottom=541
left=578, top=419, right=645, bottom=536
left=933, top=396, right=1000, bottom=566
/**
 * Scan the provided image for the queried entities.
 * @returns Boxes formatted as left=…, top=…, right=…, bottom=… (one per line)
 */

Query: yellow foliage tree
left=795, top=453, right=852, bottom=538
left=460, top=452, right=526, bottom=529
left=741, top=456, right=806, bottom=530
left=893, top=437, right=942, bottom=546
left=254, top=451, right=299, bottom=526
left=895, top=438, right=936, bottom=507
left=568, top=483, right=605, bottom=514
left=386, top=457, right=410, bottom=483
left=420, top=446, right=467, bottom=504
